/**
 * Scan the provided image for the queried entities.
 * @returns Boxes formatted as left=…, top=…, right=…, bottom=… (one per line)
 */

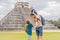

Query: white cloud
left=17, top=0, right=31, bottom=2
left=37, top=1, right=60, bottom=20
left=0, top=5, right=3, bottom=9
left=47, top=1, right=57, bottom=7
left=38, top=10, right=51, bottom=17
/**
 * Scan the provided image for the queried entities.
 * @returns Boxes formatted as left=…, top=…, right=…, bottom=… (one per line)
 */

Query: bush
left=49, top=18, right=60, bottom=29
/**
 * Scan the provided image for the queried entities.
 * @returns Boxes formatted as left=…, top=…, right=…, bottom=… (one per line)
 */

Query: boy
left=24, top=20, right=33, bottom=40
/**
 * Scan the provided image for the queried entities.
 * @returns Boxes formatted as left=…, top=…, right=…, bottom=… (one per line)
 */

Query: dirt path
left=43, top=29, right=60, bottom=32
left=0, top=30, right=60, bottom=34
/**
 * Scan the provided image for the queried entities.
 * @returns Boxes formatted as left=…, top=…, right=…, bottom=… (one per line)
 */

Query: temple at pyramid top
left=15, top=2, right=29, bottom=6
left=15, top=2, right=30, bottom=8
left=0, top=2, right=33, bottom=30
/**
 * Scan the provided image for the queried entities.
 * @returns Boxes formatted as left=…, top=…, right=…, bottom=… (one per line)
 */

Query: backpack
left=24, top=24, right=28, bottom=32
left=40, top=15, right=45, bottom=25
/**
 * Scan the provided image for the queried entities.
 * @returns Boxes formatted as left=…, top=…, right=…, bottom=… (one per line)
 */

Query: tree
left=49, top=18, right=60, bottom=29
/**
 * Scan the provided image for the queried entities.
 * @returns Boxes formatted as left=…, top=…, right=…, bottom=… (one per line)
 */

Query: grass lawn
left=44, top=32, right=60, bottom=40
left=0, top=31, right=60, bottom=40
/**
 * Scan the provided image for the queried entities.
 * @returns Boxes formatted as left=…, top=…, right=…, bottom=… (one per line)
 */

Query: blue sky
left=0, top=0, right=60, bottom=20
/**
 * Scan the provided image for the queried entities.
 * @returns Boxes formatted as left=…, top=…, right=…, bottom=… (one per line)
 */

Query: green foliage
left=49, top=18, right=60, bottom=29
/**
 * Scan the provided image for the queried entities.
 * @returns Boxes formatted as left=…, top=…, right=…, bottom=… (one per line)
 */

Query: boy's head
left=26, top=20, right=30, bottom=24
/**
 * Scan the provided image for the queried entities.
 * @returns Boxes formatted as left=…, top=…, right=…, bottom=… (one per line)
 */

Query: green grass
left=44, top=32, right=60, bottom=40
left=0, top=32, right=60, bottom=40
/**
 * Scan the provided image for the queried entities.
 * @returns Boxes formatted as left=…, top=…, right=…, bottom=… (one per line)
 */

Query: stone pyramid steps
left=0, top=2, right=32, bottom=30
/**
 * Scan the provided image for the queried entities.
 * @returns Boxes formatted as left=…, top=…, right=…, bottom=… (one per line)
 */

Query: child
left=24, top=20, right=33, bottom=40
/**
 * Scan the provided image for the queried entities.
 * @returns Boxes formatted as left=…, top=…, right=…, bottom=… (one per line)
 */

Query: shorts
left=36, top=26, right=43, bottom=36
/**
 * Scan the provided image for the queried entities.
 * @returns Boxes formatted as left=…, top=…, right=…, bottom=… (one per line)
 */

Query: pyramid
left=0, top=2, right=33, bottom=30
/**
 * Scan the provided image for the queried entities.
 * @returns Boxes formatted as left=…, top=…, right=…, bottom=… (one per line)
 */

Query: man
left=30, top=13, right=45, bottom=40
left=28, top=6, right=45, bottom=40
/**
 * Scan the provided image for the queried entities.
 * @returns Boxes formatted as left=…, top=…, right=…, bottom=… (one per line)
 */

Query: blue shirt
left=26, top=23, right=33, bottom=36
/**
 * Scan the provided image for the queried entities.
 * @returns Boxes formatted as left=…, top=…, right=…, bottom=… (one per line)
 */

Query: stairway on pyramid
left=0, top=2, right=33, bottom=30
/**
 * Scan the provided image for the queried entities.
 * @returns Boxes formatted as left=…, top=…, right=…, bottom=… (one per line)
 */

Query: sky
left=0, top=0, right=60, bottom=20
